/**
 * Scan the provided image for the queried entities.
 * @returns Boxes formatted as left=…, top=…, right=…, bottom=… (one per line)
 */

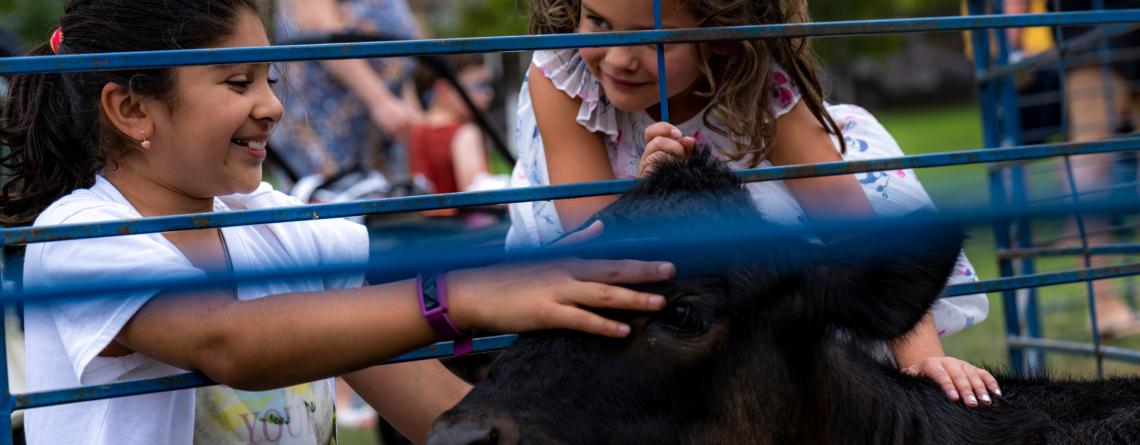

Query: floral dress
left=270, top=0, right=419, bottom=178
left=508, top=49, right=987, bottom=337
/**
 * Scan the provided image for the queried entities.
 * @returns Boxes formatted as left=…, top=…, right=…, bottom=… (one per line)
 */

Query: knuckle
left=576, top=311, right=596, bottom=328
left=596, top=285, right=614, bottom=303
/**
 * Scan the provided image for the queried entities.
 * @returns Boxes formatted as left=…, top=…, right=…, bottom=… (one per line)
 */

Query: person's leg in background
left=1062, top=64, right=1140, bottom=337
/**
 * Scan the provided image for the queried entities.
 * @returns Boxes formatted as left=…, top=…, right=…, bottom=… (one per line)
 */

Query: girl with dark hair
left=1, top=1, right=675, bottom=444
left=510, top=0, right=1000, bottom=409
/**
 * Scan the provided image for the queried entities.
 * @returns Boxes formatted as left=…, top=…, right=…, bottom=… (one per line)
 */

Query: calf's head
left=429, top=150, right=964, bottom=445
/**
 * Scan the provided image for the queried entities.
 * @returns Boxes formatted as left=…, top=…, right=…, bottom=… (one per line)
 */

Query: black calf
left=430, top=150, right=1140, bottom=445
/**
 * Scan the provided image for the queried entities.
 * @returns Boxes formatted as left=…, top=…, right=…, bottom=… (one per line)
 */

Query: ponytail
left=0, top=0, right=260, bottom=227
left=1, top=43, right=102, bottom=227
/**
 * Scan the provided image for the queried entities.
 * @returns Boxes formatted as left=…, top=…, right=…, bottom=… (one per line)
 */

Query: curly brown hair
left=529, top=0, right=844, bottom=167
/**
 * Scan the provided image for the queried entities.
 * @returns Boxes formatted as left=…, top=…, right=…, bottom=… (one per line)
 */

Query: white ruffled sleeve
left=532, top=50, right=622, bottom=144
left=508, top=50, right=624, bottom=249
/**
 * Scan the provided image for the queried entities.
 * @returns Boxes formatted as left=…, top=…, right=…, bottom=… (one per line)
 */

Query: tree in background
left=0, top=0, right=65, bottom=48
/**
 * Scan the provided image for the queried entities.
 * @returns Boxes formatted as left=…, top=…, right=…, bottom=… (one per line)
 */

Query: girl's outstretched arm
left=528, top=64, right=618, bottom=231
left=112, top=259, right=673, bottom=391
left=767, top=102, right=877, bottom=224
left=767, top=103, right=1001, bottom=407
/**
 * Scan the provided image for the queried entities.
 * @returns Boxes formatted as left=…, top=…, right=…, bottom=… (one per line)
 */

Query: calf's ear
left=801, top=219, right=965, bottom=341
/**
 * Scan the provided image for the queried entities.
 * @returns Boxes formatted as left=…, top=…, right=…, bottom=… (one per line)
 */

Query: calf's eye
left=660, top=303, right=707, bottom=334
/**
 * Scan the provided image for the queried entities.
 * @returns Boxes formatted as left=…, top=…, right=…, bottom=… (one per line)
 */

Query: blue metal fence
left=966, top=1, right=1140, bottom=378
left=1, top=4, right=1139, bottom=443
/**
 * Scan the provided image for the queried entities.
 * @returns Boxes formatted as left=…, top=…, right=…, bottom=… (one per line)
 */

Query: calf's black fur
left=430, top=149, right=1140, bottom=445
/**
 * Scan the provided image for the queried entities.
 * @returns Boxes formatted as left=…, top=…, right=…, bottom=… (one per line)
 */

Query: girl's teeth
left=248, top=141, right=267, bottom=150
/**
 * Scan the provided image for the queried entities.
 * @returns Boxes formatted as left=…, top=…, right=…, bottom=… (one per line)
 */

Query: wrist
left=417, top=271, right=472, bottom=355
left=439, top=269, right=478, bottom=332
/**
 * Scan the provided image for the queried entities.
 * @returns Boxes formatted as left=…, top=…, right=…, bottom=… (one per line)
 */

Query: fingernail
left=966, top=394, right=977, bottom=406
left=670, top=128, right=682, bottom=138
left=658, top=263, right=676, bottom=278
left=648, top=295, right=665, bottom=308
left=980, top=393, right=991, bottom=404
left=617, top=324, right=630, bottom=336
left=994, top=388, right=1003, bottom=397
left=948, top=390, right=959, bottom=400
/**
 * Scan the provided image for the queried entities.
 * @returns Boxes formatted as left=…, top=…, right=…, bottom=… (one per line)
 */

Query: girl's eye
left=226, top=79, right=253, bottom=88
left=267, top=77, right=280, bottom=86
left=585, top=15, right=611, bottom=31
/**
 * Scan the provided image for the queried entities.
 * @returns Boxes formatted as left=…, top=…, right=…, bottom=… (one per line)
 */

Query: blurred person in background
left=271, top=0, right=423, bottom=185
left=409, top=54, right=508, bottom=226
left=272, top=0, right=424, bottom=428
left=1048, top=0, right=1140, bottom=337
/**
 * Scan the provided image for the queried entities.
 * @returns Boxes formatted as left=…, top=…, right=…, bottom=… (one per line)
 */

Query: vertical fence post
left=653, top=0, right=670, bottom=123
left=969, top=0, right=1027, bottom=375
left=0, top=240, right=13, bottom=445
left=992, top=0, right=1046, bottom=373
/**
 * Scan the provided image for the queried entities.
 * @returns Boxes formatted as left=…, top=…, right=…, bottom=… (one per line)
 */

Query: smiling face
left=140, top=9, right=282, bottom=197
left=576, top=0, right=708, bottom=122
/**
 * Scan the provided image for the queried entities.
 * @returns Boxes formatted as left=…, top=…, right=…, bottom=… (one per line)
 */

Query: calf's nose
left=428, top=417, right=520, bottom=445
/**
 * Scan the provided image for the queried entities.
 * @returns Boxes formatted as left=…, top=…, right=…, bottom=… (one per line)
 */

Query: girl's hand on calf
left=639, top=122, right=696, bottom=177
left=902, top=356, right=1002, bottom=408
left=446, top=259, right=674, bottom=338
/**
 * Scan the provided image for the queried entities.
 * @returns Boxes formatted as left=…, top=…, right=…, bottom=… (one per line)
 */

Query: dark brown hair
left=0, top=0, right=260, bottom=227
left=413, top=53, right=487, bottom=99
left=530, top=0, right=844, bottom=167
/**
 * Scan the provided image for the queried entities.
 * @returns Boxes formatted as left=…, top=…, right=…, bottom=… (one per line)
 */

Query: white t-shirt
left=23, top=176, right=369, bottom=445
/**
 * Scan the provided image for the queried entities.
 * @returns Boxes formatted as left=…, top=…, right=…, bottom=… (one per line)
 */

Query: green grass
left=339, top=426, right=382, bottom=445
left=876, top=103, right=1140, bottom=378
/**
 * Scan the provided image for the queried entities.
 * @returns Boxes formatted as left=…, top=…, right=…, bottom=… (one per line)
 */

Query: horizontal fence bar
left=1034, top=222, right=1140, bottom=247
left=999, top=243, right=1140, bottom=259
left=3, top=12, right=1140, bottom=76
left=16, top=259, right=1139, bottom=409
left=14, top=334, right=519, bottom=410
left=941, top=262, right=1140, bottom=297
left=5, top=138, right=1139, bottom=246
left=9, top=196, right=1140, bottom=305
left=1007, top=335, right=1140, bottom=365
left=1029, top=181, right=1138, bottom=206
left=977, top=23, right=1140, bottom=84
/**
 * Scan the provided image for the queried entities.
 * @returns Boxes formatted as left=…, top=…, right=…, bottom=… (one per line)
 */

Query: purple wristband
left=417, top=271, right=472, bottom=356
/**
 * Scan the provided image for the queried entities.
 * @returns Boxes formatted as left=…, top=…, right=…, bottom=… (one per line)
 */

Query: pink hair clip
left=49, top=28, right=63, bottom=55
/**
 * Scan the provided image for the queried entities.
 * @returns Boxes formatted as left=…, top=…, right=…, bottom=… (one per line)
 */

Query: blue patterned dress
left=271, top=0, right=420, bottom=177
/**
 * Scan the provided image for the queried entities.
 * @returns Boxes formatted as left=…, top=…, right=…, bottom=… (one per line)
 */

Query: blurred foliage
left=0, top=0, right=65, bottom=49
left=809, top=0, right=962, bottom=65
left=429, top=0, right=530, bottom=38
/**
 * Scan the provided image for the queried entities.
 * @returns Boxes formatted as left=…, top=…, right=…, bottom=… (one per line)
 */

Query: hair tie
left=49, top=28, right=63, bottom=55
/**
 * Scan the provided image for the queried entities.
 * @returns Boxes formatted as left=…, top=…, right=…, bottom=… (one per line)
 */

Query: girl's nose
left=254, top=85, right=284, bottom=124
left=603, top=46, right=640, bottom=72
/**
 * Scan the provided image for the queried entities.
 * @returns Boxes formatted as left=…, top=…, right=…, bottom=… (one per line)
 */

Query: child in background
left=409, top=54, right=507, bottom=224
left=511, top=0, right=1000, bottom=408
left=1, top=1, right=675, bottom=444
left=410, top=54, right=506, bottom=196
